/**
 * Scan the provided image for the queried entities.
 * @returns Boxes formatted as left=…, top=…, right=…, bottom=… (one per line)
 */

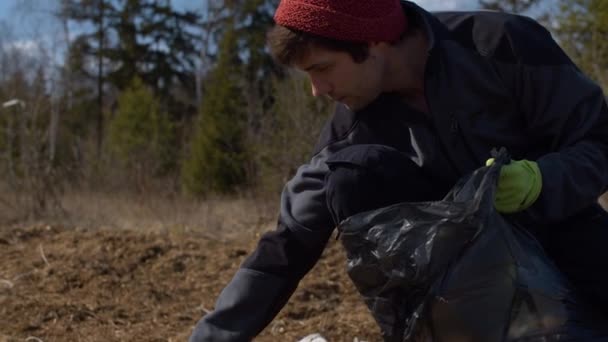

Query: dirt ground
left=0, top=223, right=380, bottom=342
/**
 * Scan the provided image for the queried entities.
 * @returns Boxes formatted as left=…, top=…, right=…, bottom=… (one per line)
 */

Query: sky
left=0, top=0, right=492, bottom=68
left=0, top=0, right=204, bottom=41
left=0, top=0, right=483, bottom=18
left=0, top=0, right=482, bottom=61
left=0, top=0, right=482, bottom=41
left=0, top=0, right=208, bottom=67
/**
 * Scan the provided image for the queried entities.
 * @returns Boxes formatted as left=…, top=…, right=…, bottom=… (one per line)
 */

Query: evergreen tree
left=63, top=0, right=202, bottom=125
left=182, top=25, right=248, bottom=195
left=108, top=77, right=175, bottom=182
left=61, top=0, right=112, bottom=155
left=479, top=0, right=542, bottom=13
left=554, top=0, right=608, bottom=88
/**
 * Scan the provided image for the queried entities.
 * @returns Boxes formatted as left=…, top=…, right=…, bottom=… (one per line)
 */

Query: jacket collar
left=401, top=0, right=451, bottom=53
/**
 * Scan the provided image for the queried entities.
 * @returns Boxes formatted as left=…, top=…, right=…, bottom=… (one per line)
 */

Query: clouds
left=414, top=0, right=480, bottom=11
left=1, top=38, right=49, bottom=64
left=8, top=39, right=39, bottom=55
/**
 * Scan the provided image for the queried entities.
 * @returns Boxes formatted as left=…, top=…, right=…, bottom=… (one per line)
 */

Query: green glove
left=485, top=158, right=542, bottom=213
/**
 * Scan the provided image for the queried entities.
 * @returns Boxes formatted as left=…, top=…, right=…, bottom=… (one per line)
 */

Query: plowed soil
left=0, top=224, right=380, bottom=342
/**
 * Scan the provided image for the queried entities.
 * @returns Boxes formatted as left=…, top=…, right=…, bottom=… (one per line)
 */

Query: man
left=190, top=0, right=608, bottom=340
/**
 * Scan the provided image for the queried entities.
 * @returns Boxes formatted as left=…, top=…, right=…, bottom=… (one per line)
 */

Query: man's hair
left=267, top=25, right=370, bottom=66
left=267, top=11, right=420, bottom=66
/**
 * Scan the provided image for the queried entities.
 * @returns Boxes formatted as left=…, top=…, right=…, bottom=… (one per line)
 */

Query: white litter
left=297, top=333, right=328, bottom=342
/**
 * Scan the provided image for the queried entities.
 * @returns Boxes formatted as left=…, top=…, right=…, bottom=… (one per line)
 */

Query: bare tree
left=0, top=2, right=67, bottom=219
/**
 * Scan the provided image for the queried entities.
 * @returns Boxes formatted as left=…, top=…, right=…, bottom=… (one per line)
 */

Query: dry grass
left=0, top=183, right=26, bottom=224
left=0, top=186, right=280, bottom=238
left=61, top=190, right=278, bottom=233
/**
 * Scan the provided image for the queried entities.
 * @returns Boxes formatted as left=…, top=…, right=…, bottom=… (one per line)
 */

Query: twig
left=196, top=305, right=211, bottom=315
left=0, top=279, right=14, bottom=288
left=12, top=269, right=38, bottom=281
left=25, top=337, right=44, bottom=342
left=39, top=244, right=51, bottom=268
left=0, top=196, right=16, bottom=210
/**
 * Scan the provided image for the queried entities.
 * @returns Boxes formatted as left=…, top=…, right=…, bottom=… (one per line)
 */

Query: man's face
left=294, top=44, right=385, bottom=111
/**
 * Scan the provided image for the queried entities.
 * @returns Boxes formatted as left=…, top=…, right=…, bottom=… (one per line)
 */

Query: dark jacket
left=190, top=2, right=608, bottom=341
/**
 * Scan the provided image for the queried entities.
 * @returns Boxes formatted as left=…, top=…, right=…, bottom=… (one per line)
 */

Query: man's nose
left=310, top=77, right=331, bottom=97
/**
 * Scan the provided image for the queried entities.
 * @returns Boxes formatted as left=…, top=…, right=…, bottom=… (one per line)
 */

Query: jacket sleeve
left=189, top=149, right=337, bottom=341
left=496, top=16, right=608, bottom=223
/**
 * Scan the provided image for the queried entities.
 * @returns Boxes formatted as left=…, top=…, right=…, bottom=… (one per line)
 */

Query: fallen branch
left=195, top=304, right=211, bottom=315
left=25, top=337, right=44, bottom=342
left=0, top=196, right=16, bottom=210
left=39, top=244, right=51, bottom=268
left=12, top=269, right=39, bottom=281
left=0, top=279, right=14, bottom=289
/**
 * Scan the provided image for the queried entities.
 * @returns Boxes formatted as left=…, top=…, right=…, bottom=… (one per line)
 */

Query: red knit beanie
left=273, top=0, right=407, bottom=43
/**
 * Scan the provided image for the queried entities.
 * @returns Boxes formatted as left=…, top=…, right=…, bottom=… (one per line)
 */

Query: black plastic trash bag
left=338, top=150, right=608, bottom=342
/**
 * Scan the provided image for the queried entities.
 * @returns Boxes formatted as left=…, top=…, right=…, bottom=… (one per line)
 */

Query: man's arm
left=189, top=150, right=337, bottom=341
left=494, top=16, right=608, bottom=222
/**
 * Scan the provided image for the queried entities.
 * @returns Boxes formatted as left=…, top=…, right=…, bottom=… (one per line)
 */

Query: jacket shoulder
left=432, top=10, right=571, bottom=66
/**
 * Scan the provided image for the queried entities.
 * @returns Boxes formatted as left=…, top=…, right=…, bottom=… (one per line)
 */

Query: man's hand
left=485, top=158, right=542, bottom=213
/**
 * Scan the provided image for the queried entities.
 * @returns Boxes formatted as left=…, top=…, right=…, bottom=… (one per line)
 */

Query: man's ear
left=369, top=41, right=382, bottom=49
left=371, top=41, right=391, bottom=50
left=368, top=41, right=389, bottom=57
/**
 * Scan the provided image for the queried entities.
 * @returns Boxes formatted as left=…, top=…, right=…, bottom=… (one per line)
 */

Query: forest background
left=0, top=0, right=606, bottom=225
